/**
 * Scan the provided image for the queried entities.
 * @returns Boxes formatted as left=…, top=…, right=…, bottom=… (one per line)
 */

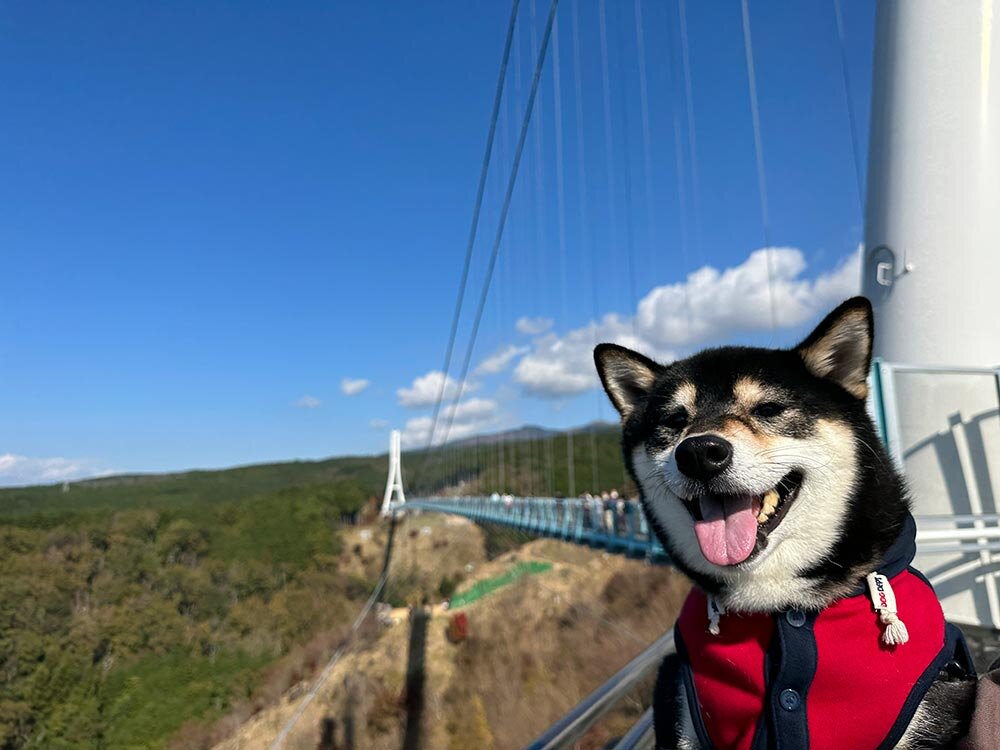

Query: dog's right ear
left=594, top=343, right=661, bottom=421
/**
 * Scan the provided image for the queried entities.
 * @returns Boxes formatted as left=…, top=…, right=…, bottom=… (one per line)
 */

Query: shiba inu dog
left=594, top=297, right=977, bottom=750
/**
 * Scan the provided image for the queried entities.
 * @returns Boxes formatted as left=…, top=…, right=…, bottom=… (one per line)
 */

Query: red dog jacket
left=672, top=515, right=973, bottom=750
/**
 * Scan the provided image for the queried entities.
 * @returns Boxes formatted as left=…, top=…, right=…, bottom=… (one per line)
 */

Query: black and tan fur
left=594, top=297, right=976, bottom=749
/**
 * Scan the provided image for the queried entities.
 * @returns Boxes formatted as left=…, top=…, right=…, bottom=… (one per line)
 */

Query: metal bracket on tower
left=381, top=429, right=406, bottom=516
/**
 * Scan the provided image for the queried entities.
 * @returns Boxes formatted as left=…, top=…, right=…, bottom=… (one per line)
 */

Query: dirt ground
left=212, top=513, right=689, bottom=750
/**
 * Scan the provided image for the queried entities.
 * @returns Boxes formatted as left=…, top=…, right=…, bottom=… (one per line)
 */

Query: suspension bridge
left=384, top=362, right=1000, bottom=565
left=267, top=0, right=999, bottom=747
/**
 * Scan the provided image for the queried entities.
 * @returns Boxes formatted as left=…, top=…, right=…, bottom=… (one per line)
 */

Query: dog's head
left=595, top=297, right=905, bottom=611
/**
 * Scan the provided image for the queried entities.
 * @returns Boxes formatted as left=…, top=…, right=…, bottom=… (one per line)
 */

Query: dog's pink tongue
left=694, top=495, right=758, bottom=566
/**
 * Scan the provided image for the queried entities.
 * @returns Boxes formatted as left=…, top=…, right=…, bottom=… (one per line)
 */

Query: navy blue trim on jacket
left=666, top=513, right=973, bottom=750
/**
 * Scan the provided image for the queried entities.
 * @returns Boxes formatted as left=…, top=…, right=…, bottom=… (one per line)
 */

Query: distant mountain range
left=0, top=420, right=630, bottom=519
left=444, top=421, right=618, bottom=448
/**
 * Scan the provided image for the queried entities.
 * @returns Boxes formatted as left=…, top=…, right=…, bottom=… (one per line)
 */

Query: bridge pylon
left=381, top=429, right=406, bottom=516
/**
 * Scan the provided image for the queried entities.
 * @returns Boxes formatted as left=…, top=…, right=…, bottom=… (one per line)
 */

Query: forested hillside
left=0, top=423, right=631, bottom=749
left=0, top=482, right=373, bottom=749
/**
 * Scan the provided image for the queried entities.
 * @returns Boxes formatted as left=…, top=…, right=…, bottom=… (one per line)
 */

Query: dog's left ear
left=795, top=296, right=873, bottom=399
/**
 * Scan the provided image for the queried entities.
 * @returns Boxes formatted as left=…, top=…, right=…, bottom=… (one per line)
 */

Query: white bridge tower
left=381, top=429, right=406, bottom=516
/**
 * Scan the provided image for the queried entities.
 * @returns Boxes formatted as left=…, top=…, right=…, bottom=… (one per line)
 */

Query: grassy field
left=448, top=560, right=552, bottom=609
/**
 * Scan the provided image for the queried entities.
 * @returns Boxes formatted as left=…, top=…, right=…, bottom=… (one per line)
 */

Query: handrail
left=612, top=707, right=655, bottom=750
left=914, top=514, right=1000, bottom=555
left=407, top=497, right=1000, bottom=558
left=405, top=498, right=1000, bottom=559
left=918, top=514, right=1000, bottom=525
left=523, top=631, right=674, bottom=750
left=878, top=363, right=1000, bottom=376
left=870, top=357, right=1000, bottom=469
left=920, top=542, right=1000, bottom=554
left=918, top=527, right=1000, bottom=542
left=406, top=496, right=670, bottom=563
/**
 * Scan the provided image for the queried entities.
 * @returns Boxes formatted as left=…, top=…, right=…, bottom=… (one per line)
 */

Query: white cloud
left=635, top=248, right=861, bottom=348
left=294, top=395, right=322, bottom=409
left=0, top=454, right=112, bottom=487
left=514, top=248, right=861, bottom=398
left=399, top=417, right=438, bottom=449
left=340, top=377, right=370, bottom=396
left=370, top=418, right=389, bottom=429
left=474, top=344, right=529, bottom=376
left=516, top=316, right=554, bottom=335
left=443, top=397, right=498, bottom=423
left=514, top=313, right=670, bottom=398
left=400, top=398, right=501, bottom=448
left=397, top=371, right=475, bottom=408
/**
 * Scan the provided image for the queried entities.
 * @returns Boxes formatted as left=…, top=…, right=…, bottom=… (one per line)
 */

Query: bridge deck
left=405, top=495, right=669, bottom=563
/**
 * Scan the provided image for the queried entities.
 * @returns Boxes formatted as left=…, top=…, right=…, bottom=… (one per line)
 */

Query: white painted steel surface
left=864, top=1, right=1000, bottom=627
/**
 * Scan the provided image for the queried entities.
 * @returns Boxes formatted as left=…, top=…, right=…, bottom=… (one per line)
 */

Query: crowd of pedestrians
left=579, top=489, right=640, bottom=534
left=480, top=488, right=641, bottom=536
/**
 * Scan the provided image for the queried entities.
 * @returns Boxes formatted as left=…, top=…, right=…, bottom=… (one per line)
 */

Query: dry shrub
left=167, top=720, right=217, bottom=750
left=446, top=693, right=494, bottom=750
left=367, top=683, right=405, bottom=734
left=602, top=565, right=690, bottom=621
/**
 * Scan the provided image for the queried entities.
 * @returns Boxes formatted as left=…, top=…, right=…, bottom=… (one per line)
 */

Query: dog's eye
left=663, top=409, right=688, bottom=430
left=753, top=402, right=787, bottom=419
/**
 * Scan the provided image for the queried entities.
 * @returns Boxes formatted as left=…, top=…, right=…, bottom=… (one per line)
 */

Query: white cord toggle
left=867, top=572, right=909, bottom=646
left=707, top=594, right=725, bottom=636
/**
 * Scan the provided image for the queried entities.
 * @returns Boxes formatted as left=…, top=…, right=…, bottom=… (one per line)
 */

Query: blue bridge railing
left=404, top=495, right=669, bottom=564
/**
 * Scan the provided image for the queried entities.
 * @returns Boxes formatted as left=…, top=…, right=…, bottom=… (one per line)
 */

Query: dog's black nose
left=675, top=435, right=733, bottom=480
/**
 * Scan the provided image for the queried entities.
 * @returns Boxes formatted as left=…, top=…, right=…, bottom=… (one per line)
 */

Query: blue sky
left=0, top=0, right=874, bottom=484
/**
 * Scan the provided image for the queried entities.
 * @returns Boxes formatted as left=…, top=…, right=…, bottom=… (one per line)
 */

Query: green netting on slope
left=449, top=561, right=553, bottom=610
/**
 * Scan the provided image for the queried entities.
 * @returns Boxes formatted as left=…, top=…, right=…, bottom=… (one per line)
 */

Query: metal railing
left=612, top=708, right=655, bottom=750
left=406, top=495, right=670, bottom=563
left=523, top=631, right=674, bottom=750
left=915, top=514, right=1000, bottom=554
left=869, top=359, right=1000, bottom=470
left=405, top=496, right=1000, bottom=560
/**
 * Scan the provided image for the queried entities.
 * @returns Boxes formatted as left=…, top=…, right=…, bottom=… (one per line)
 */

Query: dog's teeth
left=757, top=491, right=782, bottom=525
left=762, top=489, right=779, bottom=512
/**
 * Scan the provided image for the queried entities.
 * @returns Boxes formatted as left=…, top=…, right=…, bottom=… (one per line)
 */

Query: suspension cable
left=438, top=0, right=561, bottom=449
left=571, top=0, right=603, bottom=496
left=633, top=0, right=657, bottom=278
left=612, top=0, right=640, bottom=332
left=831, top=0, right=865, bottom=213
left=739, top=0, right=777, bottom=332
left=665, top=0, right=695, bottom=325
left=422, top=0, right=521, bottom=455
left=677, top=0, right=703, bottom=262
left=597, top=0, right=626, bottom=330
left=529, top=0, right=551, bottom=499
left=551, top=16, right=576, bottom=499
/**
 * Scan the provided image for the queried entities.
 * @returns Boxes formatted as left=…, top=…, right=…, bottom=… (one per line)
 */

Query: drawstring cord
left=706, top=572, right=909, bottom=646
left=707, top=594, right=725, bottom=636
left=866, top=572, right=910, bottom=646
